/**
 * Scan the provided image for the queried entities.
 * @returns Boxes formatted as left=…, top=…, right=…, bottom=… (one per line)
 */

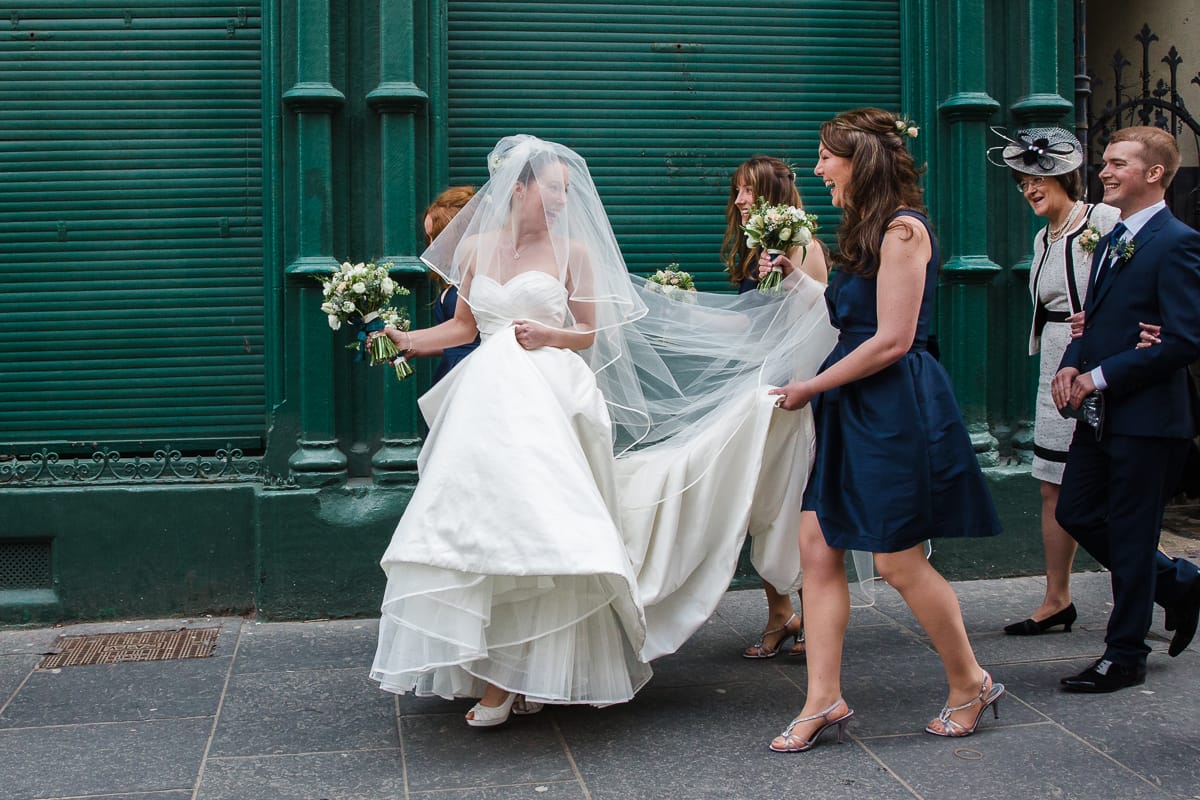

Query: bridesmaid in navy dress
left=768, top=108, right=1003, bottom=752
left=423, top=186, right=480, bottom=383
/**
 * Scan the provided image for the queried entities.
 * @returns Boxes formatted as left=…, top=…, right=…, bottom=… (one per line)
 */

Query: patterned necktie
left=1097, top=221, right=1128, bottom=287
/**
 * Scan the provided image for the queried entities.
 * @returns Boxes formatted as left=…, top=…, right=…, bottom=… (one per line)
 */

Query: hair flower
left=894, top=115, right=919, bottom=138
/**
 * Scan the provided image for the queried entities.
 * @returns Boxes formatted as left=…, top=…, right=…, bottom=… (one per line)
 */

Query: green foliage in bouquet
left=741, top=199, right=819, bottom=294
left=648, top=264, right=697, bottom=295
left=317, top=261, right=415, bottom=380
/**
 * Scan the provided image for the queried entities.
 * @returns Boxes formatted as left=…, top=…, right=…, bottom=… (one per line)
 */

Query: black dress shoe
left=1060, top=658, right=1146, bottom=693
left=1004, top=603, right=1077, bottom=636
left=1167, top=581, right=1200, bottom=657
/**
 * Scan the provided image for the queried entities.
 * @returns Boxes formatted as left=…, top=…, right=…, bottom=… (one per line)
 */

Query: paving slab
left=864, top=722, right=1169, bottom=800
left=408, top=784, right=586, bottom=799
left=0, top=575, right=1197, bottom=800
left=0, top=717, right=211, bottom=800
left=0, top=655, right=35, bottom=711
left=198, top=749, right=404, bottom=800
left=816, top=651, right=1044, bottom=739
left=992, top=655, right=1200, bottom=797
left=556, top=678, right=912, bottom=800
left=400, top=710, right=575, bottom=792
left=210, top=668, right=397, bottom=757
left=0, top=654, right=231, bottom=728
left=234, top=619, right=380, bottom=675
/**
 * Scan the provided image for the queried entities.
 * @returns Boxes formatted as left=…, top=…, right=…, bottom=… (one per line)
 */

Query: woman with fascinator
left=987, top=127, right=1120, bottom=636
left=368, top=135, right=837, bottom=726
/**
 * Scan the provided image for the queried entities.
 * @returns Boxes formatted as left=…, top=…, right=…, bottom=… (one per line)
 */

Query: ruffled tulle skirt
left=370, top=329, right=651, bottom=705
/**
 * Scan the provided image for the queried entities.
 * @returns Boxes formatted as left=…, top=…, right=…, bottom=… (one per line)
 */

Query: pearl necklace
left=1047, top=201, right=1084, bottom=242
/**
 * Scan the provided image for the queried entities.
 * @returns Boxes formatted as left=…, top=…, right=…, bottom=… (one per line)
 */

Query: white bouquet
left=317, top=261, right=414, bottom=380
left=647, top=264, right=698, bottom=300
left=741, top=200, right=819, bottom=294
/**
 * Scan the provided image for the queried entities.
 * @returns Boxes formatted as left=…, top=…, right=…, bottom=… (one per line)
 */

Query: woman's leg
left=771, top=512, right=850, bottom=748
left=1032, top=480, right=1077, bottom=619
left=744, top=579, right=801, bottom=656
left=873, top=545, right=990, bottom=732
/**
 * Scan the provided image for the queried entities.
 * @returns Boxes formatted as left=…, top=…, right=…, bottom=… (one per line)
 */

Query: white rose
left=352, top=282, right=367, bottom=294
left=778, top=227, right=793, bottom=242
left=320, top=302, right=335, bottom=314
left=327, top=315, right=341, bottom=330
left=794, top=227, right=813, bottom=246
left=340, top=261, right=353, bottom=272
left=907, top=126, right=919, bottom=138
left=380, top=277, right=395, bottom=294
left=342, top=301, right=355, bottom=313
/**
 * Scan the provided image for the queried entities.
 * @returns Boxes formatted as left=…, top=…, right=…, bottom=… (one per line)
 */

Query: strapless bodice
left=469, top=271, right=569, bottom=337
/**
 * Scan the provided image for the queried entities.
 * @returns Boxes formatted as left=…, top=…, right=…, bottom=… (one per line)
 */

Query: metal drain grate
left=38, top=627, right=220, bottom=669
left=0, top=540, right=53, bottom=590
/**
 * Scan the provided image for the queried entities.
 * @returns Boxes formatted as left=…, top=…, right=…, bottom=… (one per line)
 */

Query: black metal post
left=1075, top=0, right=1091, bottom=200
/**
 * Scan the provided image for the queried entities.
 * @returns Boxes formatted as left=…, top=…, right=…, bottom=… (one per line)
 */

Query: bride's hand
left=513, top=319, right=551, bottom=350
left=768, top=380, right=816, bottom=411
left=368, top=326, right=412, bottom=353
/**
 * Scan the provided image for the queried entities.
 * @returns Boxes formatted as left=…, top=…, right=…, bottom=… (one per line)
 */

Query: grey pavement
left=1, top=571, right=1198, bottom=800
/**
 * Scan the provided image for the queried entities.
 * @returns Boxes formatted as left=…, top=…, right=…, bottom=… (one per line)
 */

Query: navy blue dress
left=431, top=286, right=480, bottom=385
left=802, top=211, right=1001, bottom=553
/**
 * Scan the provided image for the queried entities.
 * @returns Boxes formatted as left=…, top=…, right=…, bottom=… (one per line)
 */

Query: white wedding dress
left=370, top=270, right=833, bottom=704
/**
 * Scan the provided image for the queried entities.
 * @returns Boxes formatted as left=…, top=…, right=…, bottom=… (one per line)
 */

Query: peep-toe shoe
left=466, top=692, right=518, bottom=727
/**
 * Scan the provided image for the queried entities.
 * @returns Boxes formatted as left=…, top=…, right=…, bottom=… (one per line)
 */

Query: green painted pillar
left=1010, top=0, right=1075, bottom=126
left=1004, top=1, right=1077, bottom=457
left=367, top=0, right=430, bottom=484
left=283, top=0, right=348, bottom=487
left=935, top=0, right=1002, bottom=460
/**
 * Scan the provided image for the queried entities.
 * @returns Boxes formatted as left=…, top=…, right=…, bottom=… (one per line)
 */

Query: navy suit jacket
left=1059, top=207, right=1200, bottom=439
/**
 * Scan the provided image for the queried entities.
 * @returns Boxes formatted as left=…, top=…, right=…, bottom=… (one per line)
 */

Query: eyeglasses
left=1016, top=177, right=1046, bottom=194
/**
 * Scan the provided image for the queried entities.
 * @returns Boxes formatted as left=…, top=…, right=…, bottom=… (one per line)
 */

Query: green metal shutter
left=446, top=0, right=900, bottom=289
left=0, top=2, right=264, bottom=454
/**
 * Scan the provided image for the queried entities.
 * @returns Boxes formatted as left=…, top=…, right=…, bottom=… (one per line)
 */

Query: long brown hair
left=721, top=156, right=802, bottom=285
left=820, top=108, right=926, bottom=277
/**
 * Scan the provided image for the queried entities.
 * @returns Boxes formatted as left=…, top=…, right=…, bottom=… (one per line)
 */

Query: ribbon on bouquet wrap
left=354, top=313, right=387, bottom=362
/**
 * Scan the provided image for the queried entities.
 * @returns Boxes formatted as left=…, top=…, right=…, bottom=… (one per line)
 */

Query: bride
left=369, top=135, right=837, bottom=726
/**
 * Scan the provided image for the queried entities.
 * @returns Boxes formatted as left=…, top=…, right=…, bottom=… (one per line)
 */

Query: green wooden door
left=446, top=0, right=901, bottom=289
left=0, top=2, right=264, bottom=455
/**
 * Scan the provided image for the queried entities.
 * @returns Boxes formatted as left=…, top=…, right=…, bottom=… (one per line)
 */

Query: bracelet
left=402, top=331, right=413, bottom=352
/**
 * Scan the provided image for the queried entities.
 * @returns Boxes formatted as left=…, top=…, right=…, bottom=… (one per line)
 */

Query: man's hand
left=1068, top=371, right=1097, bottom=410
left=1052, top=367, right=1081, bottom=410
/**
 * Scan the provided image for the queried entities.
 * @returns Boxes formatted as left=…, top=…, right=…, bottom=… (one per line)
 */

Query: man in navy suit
left=1053, top=126, right=1200, bottom=692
